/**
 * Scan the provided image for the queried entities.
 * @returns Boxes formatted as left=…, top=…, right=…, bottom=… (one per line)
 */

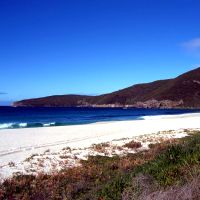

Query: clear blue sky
left=1, top=0, right=200, bottom=105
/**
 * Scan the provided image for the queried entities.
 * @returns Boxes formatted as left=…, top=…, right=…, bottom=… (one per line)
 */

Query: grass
left=123, top=140, right=142, bottom=149
left=138, top=133, right=200, bottom=187
left=8, top=162, right=15, bottom=167
left=91, top=142, right=110, bottom=153
left=24, top=153, right=39, bottom=162
left=0, top=130, right=200, bottom=200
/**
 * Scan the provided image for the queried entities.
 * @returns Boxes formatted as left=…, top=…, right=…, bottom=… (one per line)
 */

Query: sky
left=1, top=0, right=200, bottom=105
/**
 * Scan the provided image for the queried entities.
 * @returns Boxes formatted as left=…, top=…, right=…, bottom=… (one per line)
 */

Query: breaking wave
left=139, top=113, right=198, bottom=120
left=0, top=122, right=64, bottom=129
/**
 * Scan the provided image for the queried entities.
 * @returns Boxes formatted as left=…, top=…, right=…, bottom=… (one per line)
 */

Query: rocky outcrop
left=132, top=99, right=184, bottom=109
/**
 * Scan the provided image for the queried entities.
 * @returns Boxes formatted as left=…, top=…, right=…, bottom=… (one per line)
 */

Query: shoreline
left=1, top=110, right=200, bottom=130
left=1, top=112, right=200, bottom=180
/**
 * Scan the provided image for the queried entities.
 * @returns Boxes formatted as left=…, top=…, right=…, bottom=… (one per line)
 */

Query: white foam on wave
left=43, top=122, right=56, bottom=127
left=0, top=123, right=14, bottom=129
left=0, top=123, right=28, bottom=129
left=139, top=113, right=200, bottom=120
left=19, top=123, right=27, bottom=127
left=139, top=115, right=167, bottom=120
left=0, top=122, right=57, bottom=129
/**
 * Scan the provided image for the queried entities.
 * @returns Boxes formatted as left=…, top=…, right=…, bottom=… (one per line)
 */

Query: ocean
left=0, top=106, right=199, bottom=129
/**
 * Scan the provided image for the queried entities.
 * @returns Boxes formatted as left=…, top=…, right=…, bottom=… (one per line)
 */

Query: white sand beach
left=0, top=113, right=200, bottom=180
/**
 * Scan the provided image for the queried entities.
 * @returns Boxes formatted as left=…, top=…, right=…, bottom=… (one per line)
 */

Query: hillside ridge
left=13, top=67, right=200, bottom=108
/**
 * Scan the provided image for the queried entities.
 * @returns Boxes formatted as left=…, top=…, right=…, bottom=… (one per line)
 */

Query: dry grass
left=0, top=131, right=199, bottom=200
left=123, top=140, right=142, bottom=149
left=91, top=142, right=110, bottom=153
left=122, top=175, right=200, bottom=200
left=24, top=153, right=39, bottom=162
left=59, top=155, right=71, bottom=159
left=145, top=176, right=200, bottom=200
left=8, top=162, right=15, bottom=167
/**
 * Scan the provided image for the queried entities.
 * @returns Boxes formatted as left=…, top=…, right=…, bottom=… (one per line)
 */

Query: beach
left=1, top=113, right=200, bottom=180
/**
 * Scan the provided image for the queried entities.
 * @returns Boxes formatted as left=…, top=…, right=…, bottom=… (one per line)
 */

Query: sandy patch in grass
left=1, top=128, right=197, bottom=182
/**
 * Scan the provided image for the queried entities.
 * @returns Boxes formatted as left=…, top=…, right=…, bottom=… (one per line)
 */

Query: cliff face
left=13, top=67, right=200, bottom=108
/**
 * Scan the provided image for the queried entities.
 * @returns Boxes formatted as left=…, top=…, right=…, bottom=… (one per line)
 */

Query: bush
left=123, top=141, right=142, bottom=149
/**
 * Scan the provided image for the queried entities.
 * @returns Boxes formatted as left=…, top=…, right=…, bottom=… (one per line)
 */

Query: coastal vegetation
left=0, top=130, right=200, bottom=199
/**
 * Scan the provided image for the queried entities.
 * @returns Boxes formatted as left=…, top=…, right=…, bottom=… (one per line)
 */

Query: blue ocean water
left=0, top=107, right=199, bottom=129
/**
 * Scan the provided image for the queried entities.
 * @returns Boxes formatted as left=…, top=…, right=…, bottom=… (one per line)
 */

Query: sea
left=0, top=106, right=200, bottom=130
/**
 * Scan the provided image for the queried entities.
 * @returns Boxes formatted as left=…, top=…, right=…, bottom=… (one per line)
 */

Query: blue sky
left=1, top=0, right=200, bottom=105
